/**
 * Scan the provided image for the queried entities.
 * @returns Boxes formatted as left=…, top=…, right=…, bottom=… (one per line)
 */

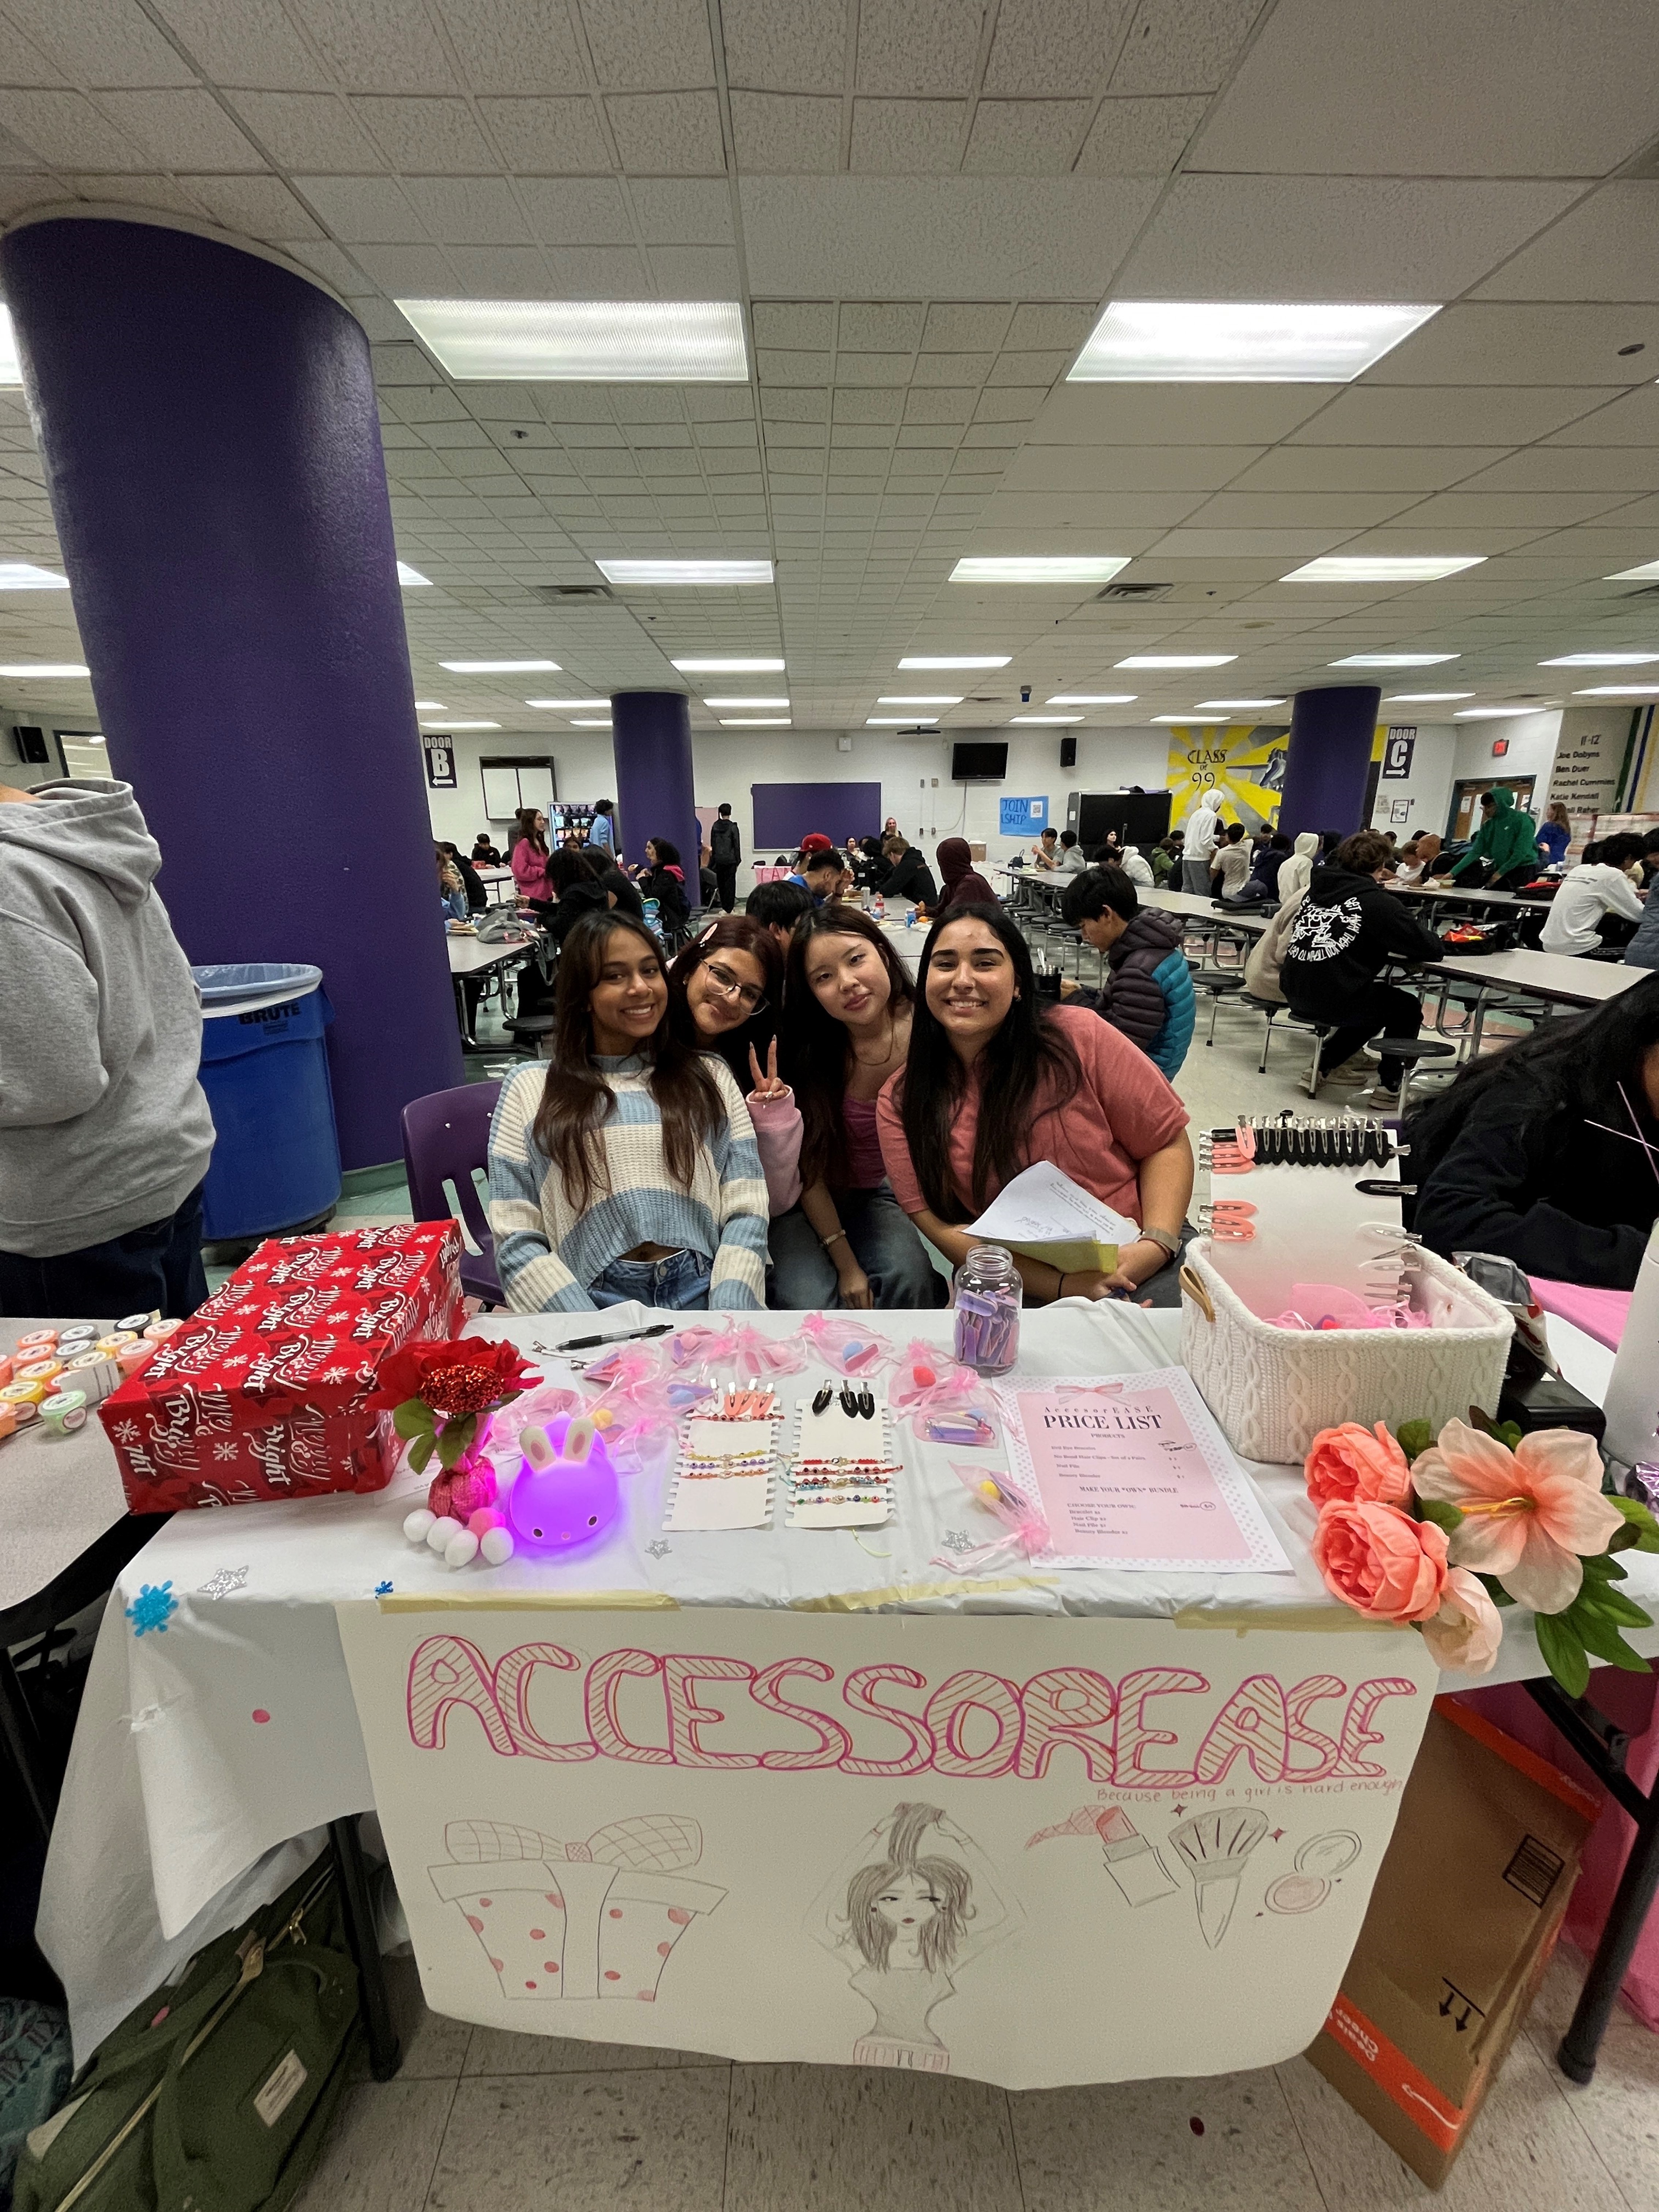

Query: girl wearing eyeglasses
left=666, top=916, right=802, bottom=1216
left=488, top=912, right=768, bottom=1311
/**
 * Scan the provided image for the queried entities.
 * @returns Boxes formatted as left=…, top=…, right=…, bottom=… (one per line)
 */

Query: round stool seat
left=504, top=1011, right=556, bottom=1038
left=1376, top=1037, right=1455, bottom=1062
left=1195, top=971, right=1245, bottom=993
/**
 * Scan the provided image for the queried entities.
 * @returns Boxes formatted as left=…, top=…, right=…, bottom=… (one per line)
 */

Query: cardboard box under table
left=1307, top=1700, right=1599, bottom=2189
left=97, top=1223, right=462, bottom=1512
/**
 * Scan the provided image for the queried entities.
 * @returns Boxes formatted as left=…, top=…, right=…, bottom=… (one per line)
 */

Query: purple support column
left=610, top=690, right=699, bottom=883
left=1276, top=685, right=1382, bottom=842
left=0, top=214, right=460, bottom=1169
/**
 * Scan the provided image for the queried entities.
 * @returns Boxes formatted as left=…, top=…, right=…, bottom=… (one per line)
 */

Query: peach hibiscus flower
left=1410, top=1420, right=1624, bottom=1614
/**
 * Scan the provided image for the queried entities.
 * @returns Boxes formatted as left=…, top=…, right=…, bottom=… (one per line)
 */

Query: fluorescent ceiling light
left=673, top=657, right=784, bottom=672
left=867, top=715, right=938, bottom=726
left=1069, top=300, right=1438, bottom=384
left=395, top=298, right=748, bottom=382
left=1152, top=714, right=1199, bottom=723
left=1385, top=691, right=1472, bottom=701
left=1282, top=555, right=1486, bottom=582
left=720, top=716, right=790, bottom=726
left=423, top=719, right=498, bottom=730
left=1575, top=685, right=1659, bottom=696
left=397, top=562, right=432, bottom=586
left=1539, top=651, right=1659, bottom=666
left=440, top=658, right=560, bottom=672
left=413, top=700, right=448, bottom=710
left=949, top=556, right=1131, bottom=584
left=597, top=558, right=772, bottom=586
left=526, top=697, right=606, bottom=710
left=703, top=696, right=789, bottom=708
left=1329, top=652, right=1459, bottom=668
left=1116, top=654, right=1235, bottom=669
left=572, top=716, right=612, bottom=726
left=0, top=306, right=19, bottom=385
left=1011, top=714, right=1081, bottom=724
left=898, top=654, right=1010, bottom=670
left=0, top=662, right=87, bottom=676
left=878, top=694, right=962, bottom=706
left=0, top=561, right=67, bottom=589
left=1193, top=697, right=1286, bottom=711
left=1454, top=705, right=1541, bottom=719
left=1605, top=561, right=1659, bottom=581
left=1048, top=692, right=1137, bottom=704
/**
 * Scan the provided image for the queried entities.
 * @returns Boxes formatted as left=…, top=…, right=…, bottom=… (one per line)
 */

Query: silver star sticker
left=940, top=1530, right=975, bottom=1555
left=198, top=1565, right=249, bottom=1598
left=646, top=1540, right=671, bottom=1559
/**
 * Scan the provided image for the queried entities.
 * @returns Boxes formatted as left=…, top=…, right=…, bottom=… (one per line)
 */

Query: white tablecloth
left=39, top=1303, right=1653, bottom=2060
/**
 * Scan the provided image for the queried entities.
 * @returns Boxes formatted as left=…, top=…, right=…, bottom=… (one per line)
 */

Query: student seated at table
left=1058, top=866, right=1195, bottom=1078
left=471, top=831, right=501, bottom=865
left=769, top=908, right=944, bottom=1310
left=1054, top=830, right=1087, bottom=875
left=1150, top=835, right=1180, bottom=885
left=880, top=834, right=938, bottom=911
left=1540, top=833, right=1647, bottom=956
left=1030, top=825, right=1061, bottom=871
left=437, top=846, right=470, bottom=925
left=1273, top=830, right=1320, bottom=906
left=544, top=848, right=611, bottom=946
left=787, top=838, right=845, bottom=906
left=1280, top=828, right=1445, bottom=1108
left=666, top=916, right=801, bottom=1215
left=636, top=836, right=691, bottom=932
left=1408, top=975, right=1659, bottom=1289
left=745, top=876, right=814, bottom=953
left=936, top=838, right=999, bottom=913
left=488, top=912, right=767, bottom=1311
left=439, top=840, right=487, bottom=914
left=1209, top=821, right=1252, bottom=900
left=597, top=862, right=643, bottom=919
left=876, top=906, right=1193, bottom=1308
left=1535, top=801, right=1571, bottom=870
left=1228, top=829, right=1290, bottom=905
left=1117, top=842, right=1155, bottom=888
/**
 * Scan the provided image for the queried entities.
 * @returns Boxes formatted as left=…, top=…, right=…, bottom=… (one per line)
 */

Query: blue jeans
left=768, top=1186, right=948, bottom=1310
left=589, top=1248, right=712, bottom=1309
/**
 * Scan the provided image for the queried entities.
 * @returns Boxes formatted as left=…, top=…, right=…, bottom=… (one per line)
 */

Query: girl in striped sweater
left=488, top=912, right=768, bottom=1312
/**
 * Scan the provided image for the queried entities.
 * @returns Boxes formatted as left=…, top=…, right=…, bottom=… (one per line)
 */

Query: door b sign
left=1382, top=729, right=1416, bottom=780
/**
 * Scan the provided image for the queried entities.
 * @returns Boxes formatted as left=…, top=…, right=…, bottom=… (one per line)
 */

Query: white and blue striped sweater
left=487, top=1054, right=768, bottom=1312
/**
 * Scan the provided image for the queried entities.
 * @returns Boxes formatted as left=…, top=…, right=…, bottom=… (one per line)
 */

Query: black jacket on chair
left=1280, top=864, right=1443, bottom=1023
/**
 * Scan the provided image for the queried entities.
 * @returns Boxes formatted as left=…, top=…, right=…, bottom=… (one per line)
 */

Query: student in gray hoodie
left=0, top=776, right=215, bottom=1317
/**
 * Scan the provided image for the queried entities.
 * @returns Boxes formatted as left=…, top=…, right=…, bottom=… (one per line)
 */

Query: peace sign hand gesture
left=747, top=1038, right=790, bottom=1103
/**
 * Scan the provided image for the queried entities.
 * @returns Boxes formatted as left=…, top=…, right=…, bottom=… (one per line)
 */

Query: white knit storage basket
left=1179, top=1239, right=1514, bottom=1464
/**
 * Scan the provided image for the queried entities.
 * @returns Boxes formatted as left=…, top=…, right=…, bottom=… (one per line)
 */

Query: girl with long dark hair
left=666, top=916, right=802, bottom=1214
left=1407, top=974, right=1659, bottom=1287
left=487, top=913, right=767, bottom=1310
left=509, top=806, right=553, bottom=915
left=636, top=836, right=690, bottom=932
left=877, top=906, right=1193, bottom=1305
left=770, top=908, right=944, bottom=1308
left=544, top=846, right=611, bottom=946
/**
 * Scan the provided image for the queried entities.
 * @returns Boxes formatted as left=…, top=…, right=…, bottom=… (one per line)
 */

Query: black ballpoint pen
left=552, top=1321, right=678, bottom=1353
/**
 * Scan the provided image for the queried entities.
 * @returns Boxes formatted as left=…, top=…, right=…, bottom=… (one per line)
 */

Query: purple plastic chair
left=401, top=1081, right=503, bottom=1307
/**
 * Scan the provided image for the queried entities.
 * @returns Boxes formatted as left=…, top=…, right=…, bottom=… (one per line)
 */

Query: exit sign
left=1491, top=738, right=1510, bottom=757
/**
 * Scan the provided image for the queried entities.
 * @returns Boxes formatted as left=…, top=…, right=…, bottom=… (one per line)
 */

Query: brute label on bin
left=99, top=1222, right=463, bottom=1513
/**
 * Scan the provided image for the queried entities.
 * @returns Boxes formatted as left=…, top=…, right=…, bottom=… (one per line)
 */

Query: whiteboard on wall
left=480, top=756, right=557, bottom=821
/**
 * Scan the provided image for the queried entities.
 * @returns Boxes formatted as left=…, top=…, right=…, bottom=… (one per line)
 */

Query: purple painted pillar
left=1276, top=685, right=1381, bottom=842
left=0, top=214, right=460, bottom=1169
left=610, top=690, right=699, bottom=885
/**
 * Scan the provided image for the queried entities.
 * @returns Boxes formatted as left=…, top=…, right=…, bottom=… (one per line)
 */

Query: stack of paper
left=967, top=1162, right=1139, bottom=1276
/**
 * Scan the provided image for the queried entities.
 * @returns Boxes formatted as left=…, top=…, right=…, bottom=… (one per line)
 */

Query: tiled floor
left=296, top=1946, right=1657, bottom=2212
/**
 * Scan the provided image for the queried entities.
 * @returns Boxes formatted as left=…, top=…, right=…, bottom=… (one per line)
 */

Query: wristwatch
left=1136, top=1226, right=1182, bottom=1260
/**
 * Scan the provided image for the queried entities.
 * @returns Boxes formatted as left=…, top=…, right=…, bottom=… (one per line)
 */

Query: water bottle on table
left=953, top=1245, right=1022, bottom=1376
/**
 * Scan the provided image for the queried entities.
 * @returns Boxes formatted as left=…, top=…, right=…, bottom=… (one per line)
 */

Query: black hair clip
left=812, top=1382, right=834, bottom=1415
left=857, top=1387, right=876, bottom=1419
left=839, top=1384, right=860, bottom=1417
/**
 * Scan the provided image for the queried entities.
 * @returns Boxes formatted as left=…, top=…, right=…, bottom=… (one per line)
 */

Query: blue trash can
left=193, top=963, right=342, bottom=1241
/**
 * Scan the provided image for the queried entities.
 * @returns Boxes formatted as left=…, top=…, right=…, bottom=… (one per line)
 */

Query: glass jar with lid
left=952, top=1245, right=1022, bottom=1376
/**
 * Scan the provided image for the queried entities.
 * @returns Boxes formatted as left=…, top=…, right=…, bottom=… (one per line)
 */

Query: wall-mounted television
left=950, top=741, right=1008, bottom=782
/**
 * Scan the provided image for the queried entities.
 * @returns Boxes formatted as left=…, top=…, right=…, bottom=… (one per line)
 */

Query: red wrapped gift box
left=99, top=1222, right=463, bottom=1512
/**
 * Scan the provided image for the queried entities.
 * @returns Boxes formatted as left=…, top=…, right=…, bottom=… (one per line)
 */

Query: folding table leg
left=1558, top=1770, right=1659, bottom=2084
left=0, top=1648, right=53, bottom=1847
left=330, top=1815, right=403, bottom=2081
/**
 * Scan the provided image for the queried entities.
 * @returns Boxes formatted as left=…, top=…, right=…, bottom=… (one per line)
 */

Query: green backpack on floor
left=13, top=1855, right=361, bottom=2212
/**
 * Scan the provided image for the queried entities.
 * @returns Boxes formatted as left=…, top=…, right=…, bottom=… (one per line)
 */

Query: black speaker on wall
left=13, top=725, right=48, bottom=764
left=1058, top=736, right=1077, bottom=769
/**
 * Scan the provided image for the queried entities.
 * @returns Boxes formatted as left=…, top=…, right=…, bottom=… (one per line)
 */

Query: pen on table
left=552, top=1321, right=678, bottom=1352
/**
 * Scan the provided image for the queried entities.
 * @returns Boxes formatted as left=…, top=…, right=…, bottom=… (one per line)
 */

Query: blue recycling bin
left=192, top=964, right=342, bottom=1241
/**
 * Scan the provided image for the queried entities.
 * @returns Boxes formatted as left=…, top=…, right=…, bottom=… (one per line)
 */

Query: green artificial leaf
left=1562, top=1599, right=1651, bottom=1674
left=1580, top=1587, right=1652, bottom=1630
left=1608, top=1496, right=1659, bottom=1554
left=1396, top=1419, right=1433, bottom=1461
left=1534, top=1610, right=1590, bottom=1698
left=1477, top=1573, right=1516, bottom=1608
left=1580, top=1551, right=1628, bottom=1582
left=1416, top=1496, right=1464, bottom=1534
left=436, top=1411, right=477, bottom=1469
left=1497, top=1423, right=1524, bottom=1450
left=408, top=1430, right=435, bottom=1474
left=392, top=1398, right=436, bottom=1440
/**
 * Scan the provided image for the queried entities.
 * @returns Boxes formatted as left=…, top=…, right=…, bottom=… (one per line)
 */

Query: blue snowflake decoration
left=126, top=1581, right=176, bottom=1637
left=375, top=1580, right=394, bottom=1596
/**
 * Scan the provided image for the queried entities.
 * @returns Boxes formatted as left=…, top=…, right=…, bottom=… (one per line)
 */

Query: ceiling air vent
left=534, top=583, right=613, bottom=602
left=1096, top=580, right=1171, bottom=602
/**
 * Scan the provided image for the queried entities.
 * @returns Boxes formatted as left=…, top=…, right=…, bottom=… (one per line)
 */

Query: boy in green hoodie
left=1434, top=787, right=1540, bottom=891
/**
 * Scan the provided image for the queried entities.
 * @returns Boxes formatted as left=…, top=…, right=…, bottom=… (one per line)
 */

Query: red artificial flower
left=368, top=1336, right=537, bottom=1417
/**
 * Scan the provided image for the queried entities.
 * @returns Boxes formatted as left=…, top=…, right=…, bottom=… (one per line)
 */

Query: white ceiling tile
left=850, top=99, right=965, bottom=173
left=401, top=175, right=531, bottom=243
left=286, top=0, right=459, bottom=93
left=963, top=100, right=1091, bottom=174
left=1389, top=490, right=1635, bottom=530
left=1002, top=442, right=1263, bottom=490
left=984, top=0, right=1136, bottom=94
left=61, top=171, right=199, bottom=213
left=8, top=0, right=191, bottom=87
left=913, top=348, right=992, bottom=383
left=626, top=177, right=733, bottom=244
left=839, top=302, right=924, bottom=349
left=1116, top=176, right=1580, bottom=300
left=1543, top=387, right=1659, bottom=447
left=740, top=176, right=1161, bottom=294
left=354, top=240, right=459, bottom=290
left=605, top=91, right=725, bottom=173
left=1004, top=305, right=1096, bottom=349
left=447, top=244, right=563, bottom=291
left=512, top=175, right=631, bottom=242
left=722, top=0, right=845, bottom=92
left=856, top=0, right=984, bottom=96
left=181, top=174, right=324, bottom=239
left=0, top=174, right=61, bottom=221
left=648, top=245, right=742, bottom=294
left=1190, top=0, right=1659, bottom=177
left=920, top=302, right=1011, bottom=349
left=543, top=243, right=652, bottom=293
left=1074, top=92, right=1207, bottom=173
left=287, top=238, right=377, bottom=291
left=753, top=300, right=834, bottom=346
left=1460, top=448, right=1659, bottom=494
left=436, top=0, right=587, bottom=94
left=1183, top=490, right=1417, bottom=528
left=301, top=173, right=427, bottom=241
left=477, top=96, right=610, bottom=172
left=1290, top=385, right=1606, bottom=447
left=1028, top=380, right=1336, bottom=443
left=1111, top=0, right=1264, bottom=94
left=351, top=95, right=497, bottom=170
left=1230, top=446, right=1509, bottom=492
left=1472, top=185, right=1659, bottom=305
left=229, top=91, right=384, bottom=170
left=94, top=88, right=267, bottom=169
left=729, top=90, right=842, bottom=172
left=837, top=349, right=913, bottom=384
left=1368, top=305, right=1659, bottom=387
left=0, top=89, right=144, bottom=169
left=580, top=0, right=715, bottom=89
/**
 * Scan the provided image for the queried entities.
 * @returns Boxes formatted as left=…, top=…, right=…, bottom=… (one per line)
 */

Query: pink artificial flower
left=1305, top=1421, right=1413, bottom=1509
left=1418, top=1568, right=1505, bottom=1675
left=1411, top=1420, right=1625, bottom=1614
left=1312, top=1500, right=1450, bottom=1625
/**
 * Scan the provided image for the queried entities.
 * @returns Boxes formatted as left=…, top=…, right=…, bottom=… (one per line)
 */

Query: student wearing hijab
left=934, top=837, right=998, bottom=913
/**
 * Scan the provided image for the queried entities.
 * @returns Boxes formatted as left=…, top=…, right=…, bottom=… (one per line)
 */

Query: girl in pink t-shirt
left=877, top=907, right=1193, bottom=1305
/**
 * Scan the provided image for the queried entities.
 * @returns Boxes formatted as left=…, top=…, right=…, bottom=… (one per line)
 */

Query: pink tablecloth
left=1530, top=1277, right=1631, bottom=1351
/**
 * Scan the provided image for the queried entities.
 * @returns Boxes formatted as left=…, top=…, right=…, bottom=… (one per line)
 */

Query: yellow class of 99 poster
left=1165, top=723, right=1386, bottom=832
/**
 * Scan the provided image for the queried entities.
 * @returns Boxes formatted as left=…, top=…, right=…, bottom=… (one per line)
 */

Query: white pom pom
left=403, top=1508, right=435, bottom=1543
left=443, top=1528, right=481, bottom=1569
left=426, top=1515, right=462, bottom=1553
left=479, top=1525, right=515, bottom=1566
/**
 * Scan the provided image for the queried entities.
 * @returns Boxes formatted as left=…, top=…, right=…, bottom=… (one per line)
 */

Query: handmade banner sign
left=336, top=1606, right=1438, bottom=2088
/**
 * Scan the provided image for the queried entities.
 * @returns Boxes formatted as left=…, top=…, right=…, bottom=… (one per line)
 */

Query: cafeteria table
left=1429, top=947, right=1645, bottom=1053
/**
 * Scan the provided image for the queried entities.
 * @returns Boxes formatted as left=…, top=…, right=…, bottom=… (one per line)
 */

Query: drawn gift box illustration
left=430, top=1817, right=725, bottom=2003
